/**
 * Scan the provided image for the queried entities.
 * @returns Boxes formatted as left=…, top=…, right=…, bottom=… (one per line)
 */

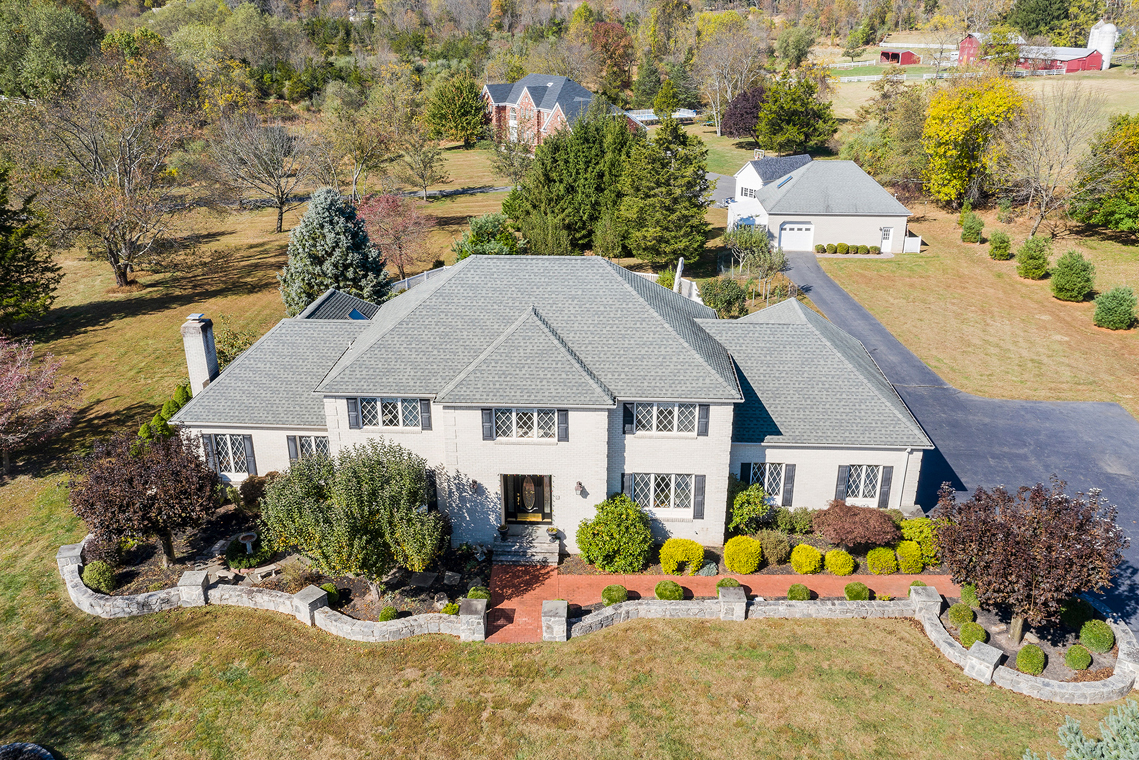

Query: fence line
left=831, top=60, right=878, bottom=69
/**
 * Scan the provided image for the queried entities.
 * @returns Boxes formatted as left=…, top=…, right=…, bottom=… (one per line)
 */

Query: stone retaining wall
left=568, top=599, right=721, bottom=637
left=208, top=585, right=295, bottom=615
left=314, top=607, right=462, bottom=642
left=992, top=663, right=1135, bottom=704
left=60, top=562, right=183, bottom=619
left=748, top=599, right=916, bottom=619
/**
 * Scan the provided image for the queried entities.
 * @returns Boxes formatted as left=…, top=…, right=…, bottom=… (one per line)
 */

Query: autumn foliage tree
left=0, top=336, right=83, bottom=475
left=720, top=85, right=766, bottom=144
left=357, top=194, right=436, bottom=281
left=70, top=431, right=221, bottom=567
left=812, top=500, right=900, bottom=550
left=935, top=480, right=1128, bottom=644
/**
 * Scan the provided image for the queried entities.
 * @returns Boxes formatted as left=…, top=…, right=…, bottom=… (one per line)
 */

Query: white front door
left=880, top=226, right=895, bottom=253
left=778, top=222, right=814, bottom=251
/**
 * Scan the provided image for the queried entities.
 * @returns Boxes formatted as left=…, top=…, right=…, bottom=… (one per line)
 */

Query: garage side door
left=779, top=222, right=814, bottom=251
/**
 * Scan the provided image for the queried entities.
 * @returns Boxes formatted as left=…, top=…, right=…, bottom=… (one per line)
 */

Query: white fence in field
left=832, top=60, right=878, bottom=69
left=839, top=74, right=908, bottom=82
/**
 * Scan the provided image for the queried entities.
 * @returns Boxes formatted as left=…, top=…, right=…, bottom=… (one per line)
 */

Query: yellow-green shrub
left=866, top=546, right=898, bottom=575
left=824, top=549, right=855, bottom=576
left=790, top=544, right=823, bottom=574
left=660, top=538, right=705, bottom=575
left=900, top=517, right=940, bottom=566
left=723, top=535, right=763, bottom=574
left=895, top=540, right=923, bottom=573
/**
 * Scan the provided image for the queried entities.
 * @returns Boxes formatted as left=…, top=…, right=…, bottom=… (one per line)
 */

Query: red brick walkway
left=487, top=564, right=960, bottom=643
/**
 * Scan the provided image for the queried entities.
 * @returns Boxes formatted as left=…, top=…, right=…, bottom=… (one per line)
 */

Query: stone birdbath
left=238, top=531, right=258, bottom=555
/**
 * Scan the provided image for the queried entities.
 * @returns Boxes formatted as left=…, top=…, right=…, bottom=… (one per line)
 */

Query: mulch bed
left=942, top=595, right=1117, bottom=682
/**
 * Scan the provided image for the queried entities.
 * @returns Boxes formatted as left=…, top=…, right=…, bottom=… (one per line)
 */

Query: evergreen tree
left=0, top=168, right=60, bottom=330
left=653, top=79, right=679, bottom=119
left=1015, top=236, right=1051, bottom=280
left=1006, top=0, right=1069, bottom=38
left=631, top=55, right=662, bottom=108
left=619, top=117, right=713, bottom=265
left=1050, top=250, right=1095, bottom=302
left=423, top=70, right=488, bottom=148
left=754, top=77, right=838, bottom=154
left=662, top=60, right=702, bottom=110
left=278, top=188, right=391, bottom=316
left=1093, top=287, right=1137, bottom=330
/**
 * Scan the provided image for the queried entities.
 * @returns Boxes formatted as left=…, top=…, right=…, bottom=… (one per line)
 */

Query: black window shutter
left=697, top=404, right=710, bottom=436
left=420, top=399, right=432, bottom=430
left=739, top=463, right=751, bottom=485
left=243, top=435, right=257, bottom=475
left=623, top=403, right=635, bottom=434
left=286, top=435, right=299, bottom=463
left=693, top=475, right=706, bottom=519
left=347, top=398, right=360, bottom=429
left=622, top=473, right=633, bottom=497
left=481, top=408, right=494, bottom=440
left=557, top=409, right=568, bottom=441
left=877, top=465, right=894, bottom=509
left=782, top=464, right=796, bottom=507
left=835, top=465, right=850, bottom=501
left=203, top=435, right=217, bottom=472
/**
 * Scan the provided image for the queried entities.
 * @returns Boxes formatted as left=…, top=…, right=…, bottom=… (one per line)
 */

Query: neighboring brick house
left=171, top=256, right=932, bottom=555
left=482, top=74, right=637, bottom=147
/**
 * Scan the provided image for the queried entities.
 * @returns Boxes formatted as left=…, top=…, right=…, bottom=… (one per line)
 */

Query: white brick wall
left=188, top=426, right=329, bottom=483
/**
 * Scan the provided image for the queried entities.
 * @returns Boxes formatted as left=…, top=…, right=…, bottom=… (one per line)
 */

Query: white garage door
left=779, top=222, right=814, bottom=251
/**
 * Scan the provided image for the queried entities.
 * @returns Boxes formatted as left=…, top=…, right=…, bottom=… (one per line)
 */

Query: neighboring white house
left=727, top=156, right=912, bottom=252
left=171, top=256, right=932, bottom=556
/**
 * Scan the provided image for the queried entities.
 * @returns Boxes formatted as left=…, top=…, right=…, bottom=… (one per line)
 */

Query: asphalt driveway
left=785, top=252, right=1139, bottom=625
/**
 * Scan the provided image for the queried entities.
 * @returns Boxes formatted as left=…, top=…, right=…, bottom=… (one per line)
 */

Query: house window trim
left=632, top=402, right=699, bottom=436
left=353, top=397, right=428, bottom=430
left=845, top=464, right=883, bottom=504
left=491, top=407, right=561, bottom=440
left=630, top=472, right=695, bottom=514
left=748, top=462, right=786, bottom=507
left=288, top=434, right=330, bottom=463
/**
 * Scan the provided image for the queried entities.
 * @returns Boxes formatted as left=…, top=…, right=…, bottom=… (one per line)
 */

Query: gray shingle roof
left=296, top=288, right=381, bottom=320
left=483, top=74, right=597, bottom=128
left=317, top=255, right=742, bottom=402
left=753, top=160, right=911, bottom=216
left=170, top=319, right=370, bottom=427
left=697, top=299, right=932, bottom=448
left=739, top=154, right=812, bottom=183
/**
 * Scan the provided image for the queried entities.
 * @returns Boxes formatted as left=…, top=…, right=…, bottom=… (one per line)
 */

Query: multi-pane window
left=212, top=434, right=247, bottom=474
left=846, top=465, right=882, bottom=500
left=749, top=462, right=785, bottom=504
left=359, top=397, right=421, bottom=428
left=631, top=473, right=694, bottom=511
left=494, top=408, right=557, bottom=439
left=298, top=436, right=330, bottom=459
left=634, top=402, right=698, bottom=433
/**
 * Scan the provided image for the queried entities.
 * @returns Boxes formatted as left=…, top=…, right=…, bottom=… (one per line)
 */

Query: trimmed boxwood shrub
left=824, top=549, right=855, bottom=576
left=576, top=494, right=654, bottom=573
left=655, top=580, right=684, bottom=601
left=960, top=583, right=980, bottom=609
left=866, top=547, right=898, bottom=575
left=1060, top=597, right=1096, bottom=631
left=836, top=243, right=849, bottom=254
left=660, top=538, right=705, bottom=575
left=320, top=582, right=340, bottom=606
left=441, top=602, right=459, bottom=615
left=790, top=544, right=823, bottom=574
left=959, top=622, right=987, bottom=648
left=1065, top=644, right=1092, bottom=670
left=723, top=535, right=762, bottom=574
left=869, top=245, right=880, bottom=254
left=716, top=577, right=741, bottom=589
left=815, top=244, right=825, bottom=253
left=226, top=535, right=275, bottom=570
left=755, top=529, right=791, bottom=565
left=1017, top=644, right=1046, bottom=675
left=900, top=517, right=939, bottom=567
left=947, top=602, right=974, bottom=627
left=1081, top=619, right=1115, bottom=653
left=910, top=580, right=927, bottom=587
left=1094, top=286, right=1137, bottom=330
left=379, top=605, right=398, bottom=622
left=602, top=584, right=628, bottom=606
left=467, top=585, right=491, bottom=600
left=857, top=245, right=870, bottom=255
left=989, top=230, right=1012, bottom=260
left=844, top=581, right=869, bottom=601
left=895, top=540, right=923, bottom=574
left=787, top=583, right=810, bottom=601
left=826, top=243, right=837, bottom=254
left=82, top=560, right=116, bottom=593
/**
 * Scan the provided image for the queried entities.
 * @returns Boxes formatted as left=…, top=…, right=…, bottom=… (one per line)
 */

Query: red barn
left=879, top=49, right=921, bottom=65
left=957, top=32, right=1026, bottom=64
left=1018, top=46, right=1103, bottom=72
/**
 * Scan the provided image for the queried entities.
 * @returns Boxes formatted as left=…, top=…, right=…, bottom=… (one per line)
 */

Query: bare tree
left=526, top=38, right=602, bottom=89
left=693, top=28, right=766, bottom=136
left=924, top=14, right=963, bottom=78
left=209, top=112, right=315, bottom=233
left=994, top=81, right=1106, bottom=236
left=394, top=133, right=449, bottom=200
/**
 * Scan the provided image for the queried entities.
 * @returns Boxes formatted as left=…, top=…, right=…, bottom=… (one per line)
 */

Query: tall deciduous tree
left=0, top=169, right=60, bottom=330
left=720, top=85, right=766, bottom=145
left=936, top=480, right=1128, bottom=644
left=315, top=84, right=394, bottom=203
left=754, top=77, right=838, bottom=155
left=0, top=0, right=103, bottom=98
left=693, top=27, right=765, bottom=137
left=357, top=194, right=436, bottom=281
left=591, top=21, right=634, bottom=104
left=619, top=117, right=712, bottom=264
left=423, top=70, right=488, bottom=149
left=70, top=431, right=220, bottom=567
left=0, top=336, right=82, bottom=475
left=775, top=26, right=816, bottom=69
left=209, top=111, right=315, bottom=233
left=278, top=188, right=391, bottom=316
left=1072, top=114, right=1139, bottom=233
left=394, top=133, right=450, bottom=201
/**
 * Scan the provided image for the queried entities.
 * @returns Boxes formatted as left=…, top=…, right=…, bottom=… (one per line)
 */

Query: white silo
left=1089, top=19, right=1119, bottom=70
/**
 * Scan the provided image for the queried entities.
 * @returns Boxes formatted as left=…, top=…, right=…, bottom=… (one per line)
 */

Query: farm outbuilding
left=879, top=50, right=921, bottom=65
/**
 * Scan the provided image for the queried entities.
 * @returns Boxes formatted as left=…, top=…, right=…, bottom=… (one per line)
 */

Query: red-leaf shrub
left=811, top=500, right=900, bottom=549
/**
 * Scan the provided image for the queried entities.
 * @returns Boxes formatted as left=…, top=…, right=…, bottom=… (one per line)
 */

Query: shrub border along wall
left=56, top=536, right=488, bottom=643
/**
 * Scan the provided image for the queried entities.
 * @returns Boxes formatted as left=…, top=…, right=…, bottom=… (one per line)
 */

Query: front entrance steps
left=492, top=531, right=560, bottom=565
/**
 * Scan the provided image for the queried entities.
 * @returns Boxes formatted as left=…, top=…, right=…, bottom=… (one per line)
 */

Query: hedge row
left=815, top=243, right=882, bottom=255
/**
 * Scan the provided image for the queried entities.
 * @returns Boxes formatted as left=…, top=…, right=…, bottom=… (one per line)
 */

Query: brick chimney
left=181, top=313, right=219, bottom=396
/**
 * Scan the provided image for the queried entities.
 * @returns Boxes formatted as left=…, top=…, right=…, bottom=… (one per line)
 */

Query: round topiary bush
left=959, top=622, right=987, bottom=648
left=655, top=580, right=684, bottom=601
left=716, top=577, right=741, bottom=590
left=787, top=583, right=811, bottom=601
left=1065, top=644, right=1092, bottom=670
left=576, top=494, right=654, bottom=573
left=790, top=544, right=823, bottom=574
left=724, top=535, right=763, bottom=574
left=870, top=245, right=881, bottom=254
left=836, top=243, right=849, bottom=254
left=379, top=605, right=398, bottom=622
left=960, top=584, right=980, bottom=609
left=1060, top=598, right=1096, bottom=631
left=824, top=549, right=855, bottom=576
left=910, top=580, right=927, bottom=587
left=844, top=581, right=869, bottom=601
left=602, top=584, right=628, bottom=606
left=989, top=230, right=1012, bottom=260
left=467, top=585, right=491, bottom=600
left=441, top=602, right=459, bottom=615
left=320, top=582, right=340, bottom=607
left=660, top=537, right=705, bottom=575
left=81, top=560, right=116, bottom=594
left=826, top=243, right=837, bottom=254
left=866, top=547, right=898, bottom=575
left=1017, top=644, right=1046, bottom=675
left=815, top=244, right=825, bottom=253
left=1080, top=619, right=1115, bottom=653
left=947, top=602, right=974, bottom=627
left=895, top=540, right=923, bottom=574
left=857, top=245, right=870, bottom=255
left=755, top=529, right=790, bottom=565
left=1051, top=250, right=1096, bottom=302
left=1094, top=286, right=1137, bottom=330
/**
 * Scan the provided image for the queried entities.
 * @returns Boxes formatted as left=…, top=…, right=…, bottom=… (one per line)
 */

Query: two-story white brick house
left=171, top=256, right=932, bottom=556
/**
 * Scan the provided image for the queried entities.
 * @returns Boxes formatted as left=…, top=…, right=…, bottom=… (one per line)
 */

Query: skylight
left=776, top=175, right=794, bottom=188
